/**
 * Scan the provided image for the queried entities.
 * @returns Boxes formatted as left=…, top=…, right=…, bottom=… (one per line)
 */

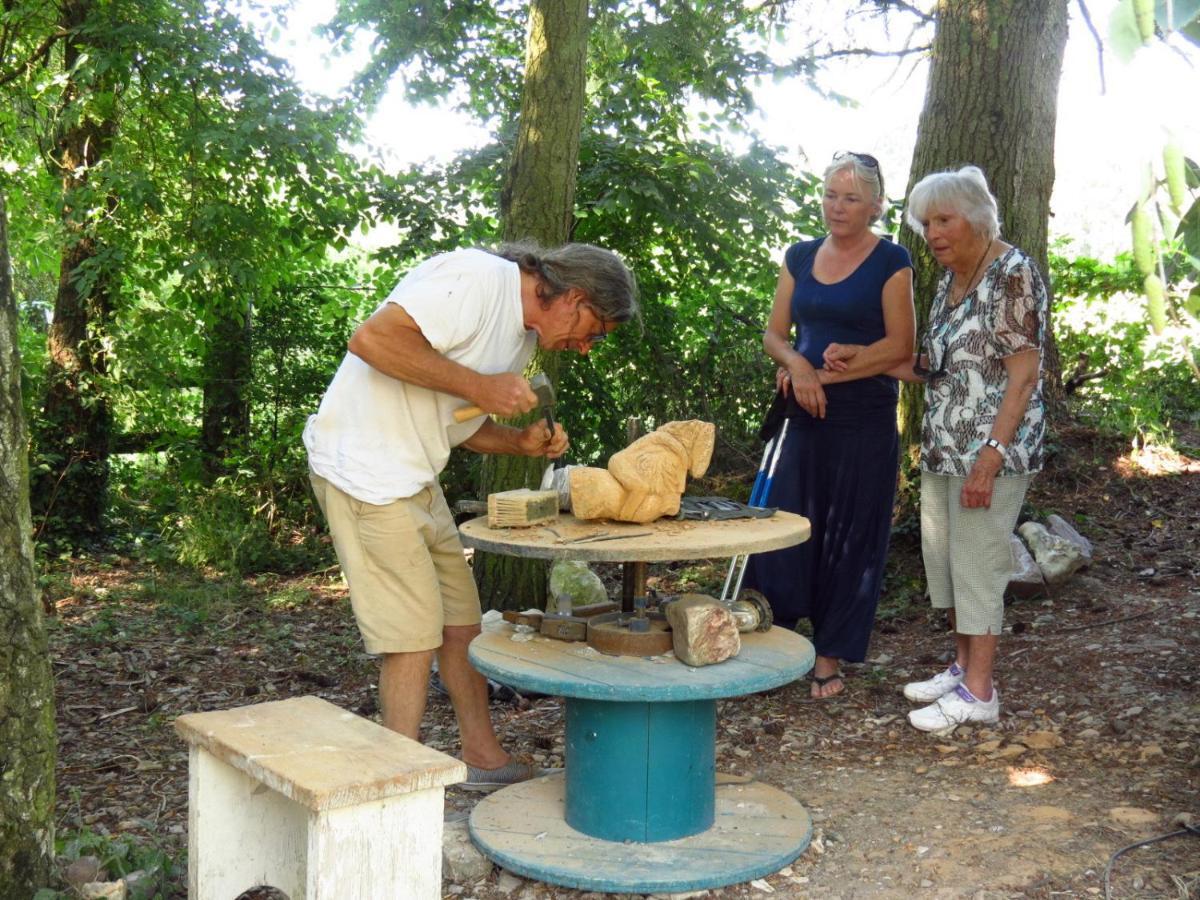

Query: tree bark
left=475, top=0, right=590, bottom=612
left=201, top=301, right=252, bottom=475
left=898, top=0, right=1069, bottom=447
left=0, top=192, right=57, bottom=896
left=30, top=0, right=117, bottom=544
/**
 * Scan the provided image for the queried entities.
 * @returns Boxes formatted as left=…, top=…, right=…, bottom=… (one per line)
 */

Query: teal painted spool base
left=565, top=698, right=715, bottom=842
left=470, top=773, right=812, bottom=894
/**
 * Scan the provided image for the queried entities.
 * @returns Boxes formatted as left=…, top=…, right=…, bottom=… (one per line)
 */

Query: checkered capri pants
left=920, top=471, right=1032, bottom=635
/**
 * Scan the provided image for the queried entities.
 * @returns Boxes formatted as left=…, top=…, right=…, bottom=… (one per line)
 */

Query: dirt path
left=47, top=430, right=1199, bottom=898
left=433, top=570, right=1196, bottom=900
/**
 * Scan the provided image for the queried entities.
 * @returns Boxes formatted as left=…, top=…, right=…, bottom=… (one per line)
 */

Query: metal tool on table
left=586, top=594, right=674, bottom=656
left=676, top=496, right=777, bottom=520
left=453, top=371, right=556, bottom=424
left=504, top=598, right=620, bottom=642
left=584, top=584, right=772, bottom=657
left=718, top=418, right=790, bottom=609
left=553, top=530, right=652, bottom=545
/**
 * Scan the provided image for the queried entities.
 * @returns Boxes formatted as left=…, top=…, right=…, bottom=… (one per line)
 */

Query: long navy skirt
left=744, top=391, right=899, bottom=663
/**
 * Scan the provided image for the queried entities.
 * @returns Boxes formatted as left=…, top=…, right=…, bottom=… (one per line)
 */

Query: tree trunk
left=898, top=0, right=1069, bottom=448
left=30, top=0, right=117, bottom=545
left=475, top=0, right=590, bottom=612
left=201, top=301, right=252, bottom=476
left=0, top=192, right=57, bottom=897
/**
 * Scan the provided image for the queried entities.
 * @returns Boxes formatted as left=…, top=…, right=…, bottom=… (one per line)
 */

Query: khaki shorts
left=310, top=473, right=481, bottom=654
left=920, top=471, right=1031, bottom=636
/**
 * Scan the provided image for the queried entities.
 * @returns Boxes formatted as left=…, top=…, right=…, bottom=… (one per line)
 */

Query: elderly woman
left=831, top=165, right=1047, bottom=729
left=747, top=151, right=915, bottom=699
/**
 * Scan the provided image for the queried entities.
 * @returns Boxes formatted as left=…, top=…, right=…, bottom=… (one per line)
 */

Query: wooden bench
left=175, top=695, right=467, bottom=900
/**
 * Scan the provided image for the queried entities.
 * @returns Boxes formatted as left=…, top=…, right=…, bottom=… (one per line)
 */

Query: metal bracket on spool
left=586, top=592, right=674, bottom=656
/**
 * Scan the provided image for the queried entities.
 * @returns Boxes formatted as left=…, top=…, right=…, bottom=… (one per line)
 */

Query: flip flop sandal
left=811, top=672, right=845, bottom=698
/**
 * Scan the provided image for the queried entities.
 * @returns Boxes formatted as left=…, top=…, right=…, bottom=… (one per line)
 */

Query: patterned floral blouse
left=920, top=246, right=1048, bottom=477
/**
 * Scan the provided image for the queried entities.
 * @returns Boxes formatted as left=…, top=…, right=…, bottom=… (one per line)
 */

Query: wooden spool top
left=458, top=511, right=810, bottom=563
left=470, top=624, right=815, bottom=702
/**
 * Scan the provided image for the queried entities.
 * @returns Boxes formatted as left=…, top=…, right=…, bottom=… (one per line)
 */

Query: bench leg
left=306, top=790, right=448, bottom=900
left=189, top=745, right=449, bottom=900
left=189, top=745, right=309, bottom=899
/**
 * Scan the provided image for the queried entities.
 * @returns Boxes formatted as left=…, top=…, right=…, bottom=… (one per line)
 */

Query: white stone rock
left=539, top=462, right=580, bottom=510
left=496, top=871, right=525, bottom=895
left=80, top=882, right=127, bottom=900
left=1007, top=533, right=1046, bottom=599
left=1018, top=522, right=1087, bottom=585
left=1046, top=513, right=1094, bottom=563
left=120, top=868, right=158, bottom=898
left=442, top=820, right=494, bottom=882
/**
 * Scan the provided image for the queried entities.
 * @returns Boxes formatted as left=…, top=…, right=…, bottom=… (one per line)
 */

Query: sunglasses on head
left=834, top=150, right=880, bottom=169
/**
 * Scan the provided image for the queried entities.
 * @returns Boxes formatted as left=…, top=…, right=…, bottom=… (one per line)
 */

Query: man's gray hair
left=495, top=241, right=639, bottom=323
left=905, top=165, right=1001, bottom=242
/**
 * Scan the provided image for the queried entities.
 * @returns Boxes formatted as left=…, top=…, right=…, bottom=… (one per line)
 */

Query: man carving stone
left=304, top=241, right=637, bottom=791
left=569, top=420, right=716, bottom=523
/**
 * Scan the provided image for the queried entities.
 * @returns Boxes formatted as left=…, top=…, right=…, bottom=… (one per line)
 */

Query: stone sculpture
left=569, top=420, right=716, bottom=523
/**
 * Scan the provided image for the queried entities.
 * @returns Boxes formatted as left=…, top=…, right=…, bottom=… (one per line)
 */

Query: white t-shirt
left=304, top=249, right=537, bottom=504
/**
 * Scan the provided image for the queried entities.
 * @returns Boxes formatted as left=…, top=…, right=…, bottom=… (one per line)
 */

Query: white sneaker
left=903, top=663, right=964, bottom=702
left=908, top=684, right=1000, bottom=733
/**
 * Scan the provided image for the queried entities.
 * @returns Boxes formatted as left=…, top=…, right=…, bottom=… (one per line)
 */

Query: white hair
left=905, top=165, right=1001, bottom=241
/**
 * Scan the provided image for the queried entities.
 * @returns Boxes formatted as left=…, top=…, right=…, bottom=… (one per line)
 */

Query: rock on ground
left=443, top=819, right=494, bottom=882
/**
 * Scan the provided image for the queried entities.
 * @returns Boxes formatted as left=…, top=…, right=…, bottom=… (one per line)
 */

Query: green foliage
left=328, top=0, right=785, bottom=126
left=567, top=136, right=824, bottom=468
left=1051, top=247, right=1200, bottom=440
left=44, top=821, right=182, bottom=899
left=358, top=0, right=827, bottom=472
left=1109, top=0, right=1200, bottom=60
left=1103, top=1, right=1200, bottom=379
left=2, top=0, right=385, bottom=547
left=117, top=449, right=329, bottom=577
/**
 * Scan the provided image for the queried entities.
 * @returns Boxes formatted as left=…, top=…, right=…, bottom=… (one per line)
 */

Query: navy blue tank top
left=785, top=236, right=912, bottom=418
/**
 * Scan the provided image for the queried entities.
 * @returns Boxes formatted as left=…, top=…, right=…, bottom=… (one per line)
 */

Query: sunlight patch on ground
left=1007, top=766, right=1055, bottom=787
left=1116, top=444, right=1200, bottom=478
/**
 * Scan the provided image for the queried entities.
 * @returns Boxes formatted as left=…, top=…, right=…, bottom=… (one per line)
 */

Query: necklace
left=949, top=240, right=993, bottom=306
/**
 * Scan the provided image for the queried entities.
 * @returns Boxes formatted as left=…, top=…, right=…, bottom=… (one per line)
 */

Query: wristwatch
left=983, top=437, right=1007, bottom=455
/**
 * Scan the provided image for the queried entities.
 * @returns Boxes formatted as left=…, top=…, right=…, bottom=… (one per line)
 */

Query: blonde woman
left=748, top=152, right=915, bottom=699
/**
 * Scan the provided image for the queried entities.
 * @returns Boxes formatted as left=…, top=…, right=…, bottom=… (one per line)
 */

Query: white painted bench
left=175, top=695, right=467, bottom=900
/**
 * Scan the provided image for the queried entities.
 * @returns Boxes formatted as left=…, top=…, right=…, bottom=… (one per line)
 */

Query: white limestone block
left=1018, top=522, right=1087, bottom=586
left=442, top=819, right=494, bottom=882
left=1006, top=533, right=1046, bottom=599
left=1046, top=513, right=1094, bottom=564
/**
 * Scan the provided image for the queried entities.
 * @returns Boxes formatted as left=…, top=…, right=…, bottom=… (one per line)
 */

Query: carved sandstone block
left=570, top=420, right=716, bottom=523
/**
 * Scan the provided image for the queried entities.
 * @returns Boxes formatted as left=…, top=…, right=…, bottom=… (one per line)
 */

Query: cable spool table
left=459, top=512, right=814, bottom=894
